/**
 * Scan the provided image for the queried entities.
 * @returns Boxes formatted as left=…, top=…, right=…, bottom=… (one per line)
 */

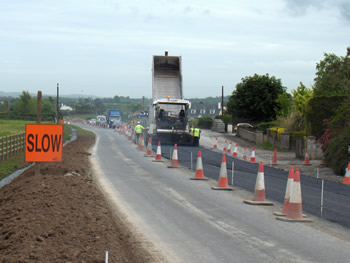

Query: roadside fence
left=0, top=132, right=25, bottom=162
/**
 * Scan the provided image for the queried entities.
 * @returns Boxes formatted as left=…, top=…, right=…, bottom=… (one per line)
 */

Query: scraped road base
left=0, top=133, right=158, bottom=262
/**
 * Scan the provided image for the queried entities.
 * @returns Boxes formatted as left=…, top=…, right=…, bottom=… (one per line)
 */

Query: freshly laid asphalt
left=155, top=144, right=350, bottom=229
left=82, top=125, right=350, bottom=263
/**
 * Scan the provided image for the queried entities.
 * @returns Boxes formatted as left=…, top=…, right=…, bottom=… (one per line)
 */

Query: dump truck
left=106, top=109, right=121, bottom=129
left=147, top=51, right=196, bottom=145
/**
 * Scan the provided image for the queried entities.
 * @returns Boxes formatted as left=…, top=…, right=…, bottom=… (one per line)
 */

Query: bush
left=188, top=119, right=197, bottom=127
left=305, top=96, right=346, bottom=138
left=277, top=113, right=305, bottom=132
left=197, top=117, right=214, bottom=129
left=257, top=121, right=278, bottom=132
left=277, top=128, right=285, bottom=139
left=269, top=127, right=286, bottom=140
left=215, top=114, right=232, bottom=125
left=324, top=126, right=350, bottom=175
left=290, top=131, right=305, bottom=142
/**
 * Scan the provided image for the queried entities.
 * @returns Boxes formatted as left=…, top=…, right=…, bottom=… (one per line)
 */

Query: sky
left=0, top=0, right=349, bottom=98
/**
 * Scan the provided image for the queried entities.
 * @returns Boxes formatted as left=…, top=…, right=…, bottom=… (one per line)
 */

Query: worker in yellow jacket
left=193, top=127, right=200, bottom=146
left=134, top=121, right=145, bottom=144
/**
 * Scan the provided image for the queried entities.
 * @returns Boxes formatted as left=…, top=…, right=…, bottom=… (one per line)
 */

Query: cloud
left=283, top=0, right=350, bottom=22
left=339, top=2, right=350, bottom=22
left=183, top=6, right=193, bottom=14
left=283, top=0, right=326, bottom=16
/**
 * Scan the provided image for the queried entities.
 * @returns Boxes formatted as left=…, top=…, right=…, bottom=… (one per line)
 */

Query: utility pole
left=221, top=85, right=224, bottom=116
left=35, top=90, right=42, bottom=176
left=56, top=83, right=59, bottom=124
left=37, top=91, right=42, bottom=124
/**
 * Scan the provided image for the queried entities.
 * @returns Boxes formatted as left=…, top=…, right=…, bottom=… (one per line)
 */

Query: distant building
left=60, top=103, right=73, bottom=111
left=188, top=103, right=224, bottom=118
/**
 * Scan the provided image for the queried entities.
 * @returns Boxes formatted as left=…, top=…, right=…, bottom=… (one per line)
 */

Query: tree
left=311, top=48, right=350, bottom=174
left=42, top=99, right=56, bottom=121
left=94, top=98, right=105, bottom=115
left=275, top=92, right=292, bottom=117
left=292, top=82, right=313, bottom=115
left=12, top=91, right=35, bottom=119
left=227, top=74, right=286, bottom=123
left=313, top=52, right=350, bottom=96
left=113, top=95, right=120, bottom=103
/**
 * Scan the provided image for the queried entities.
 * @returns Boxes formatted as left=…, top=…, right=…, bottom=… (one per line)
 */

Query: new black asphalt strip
left=154, top=144, right=350, bottom=229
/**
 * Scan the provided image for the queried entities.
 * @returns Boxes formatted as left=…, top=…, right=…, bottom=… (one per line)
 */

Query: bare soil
left=0, top=133, right=155, bottom=263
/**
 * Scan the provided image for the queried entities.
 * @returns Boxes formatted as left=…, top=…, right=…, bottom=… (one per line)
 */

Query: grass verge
left=260, top=141, right=277, bottom=151
left=0, top=152, right=27, bottom=180
left=72, top=124, right=95, bottom=136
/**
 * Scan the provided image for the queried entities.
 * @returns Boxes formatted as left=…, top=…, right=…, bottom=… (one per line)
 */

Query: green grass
left=0, top=120, right=34, bottom=136
left=260, top=141, right=276, bottom=151
left=63, top=124, right=72, bottom=142
left=0, top=152, right=28, bottom=180
left=72, top=124, right=94, bottom=136
left=0, top=119, right=55, bottom=136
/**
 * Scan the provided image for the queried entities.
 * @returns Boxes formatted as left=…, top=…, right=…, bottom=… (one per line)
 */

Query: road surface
left=81, top=124, right=350, bottom=263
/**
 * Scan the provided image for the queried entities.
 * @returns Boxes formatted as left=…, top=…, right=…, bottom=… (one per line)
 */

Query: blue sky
left=0, top=0, right=349, bottom=98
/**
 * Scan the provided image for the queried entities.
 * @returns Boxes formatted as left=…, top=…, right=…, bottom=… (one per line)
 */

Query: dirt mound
left=0, top=133, right=154, bottom=262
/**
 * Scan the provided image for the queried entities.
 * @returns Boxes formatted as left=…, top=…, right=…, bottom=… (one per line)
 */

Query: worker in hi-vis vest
left=192, top=126, right=200, bottom=146
left=134, top=121, right=145, bottom=144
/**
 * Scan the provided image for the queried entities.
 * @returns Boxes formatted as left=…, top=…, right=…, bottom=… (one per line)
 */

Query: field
left=0, top=119, right=62, bottom=136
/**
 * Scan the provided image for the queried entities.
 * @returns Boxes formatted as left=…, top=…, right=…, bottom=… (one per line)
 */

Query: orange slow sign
left=25, top=124, right=63, bottom=162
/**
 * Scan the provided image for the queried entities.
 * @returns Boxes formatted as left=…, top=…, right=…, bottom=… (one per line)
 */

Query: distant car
left=234, top=123, right=254, bottom=133
left=96, top=115, right=107, bottom=127
left=88, top=118, right=96, bottom=125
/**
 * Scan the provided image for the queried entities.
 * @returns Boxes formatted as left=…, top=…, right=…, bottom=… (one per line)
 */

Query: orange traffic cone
left=223, top=140, right=228, bottom=152
left=243, top=146, right=247, bottom=161
left=244, top=162, right=273, bottom=205
left=152, top=141, right=164, bottom=162
left=191, top=150, right=209, bottom=180
left=272, top=148, right=277, bottom=165
left=304, top=148, right=311, bottom=165
left=343, top=162, right=350, bottom=184
left=226, top=141, right=232, bottom=153
left=233, top=144, right=238, bottom=157
left=250, top=147, right=256, bottom=163
left=274, top=166, right=295, bottom=216
left=137, top=136, right=141, bottom=150
left=168, top=144, right=180, bottom=168
left=138, top=136, right=145, bottom=151
left=212, top=154, right=233, bottom=190
left=144, top=138, right=154, bottom=157
left=213, top=137, right=218, bottom=149
left=276, top=168, right=312, bottom=222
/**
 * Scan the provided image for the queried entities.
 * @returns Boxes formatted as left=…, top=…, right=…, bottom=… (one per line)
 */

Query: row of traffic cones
left=119, top=126, right=345, bottom=223
left=192, top=150, right=312, bottom=222
left=214, top=138, right=316, bottom=166
left=216, top=139, right=258, bottom=164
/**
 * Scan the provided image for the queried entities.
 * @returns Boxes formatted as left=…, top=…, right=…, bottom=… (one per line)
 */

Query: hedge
left=197, top=117, right=214, bottom=129
left=305, top=96, right=346, bottom=138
